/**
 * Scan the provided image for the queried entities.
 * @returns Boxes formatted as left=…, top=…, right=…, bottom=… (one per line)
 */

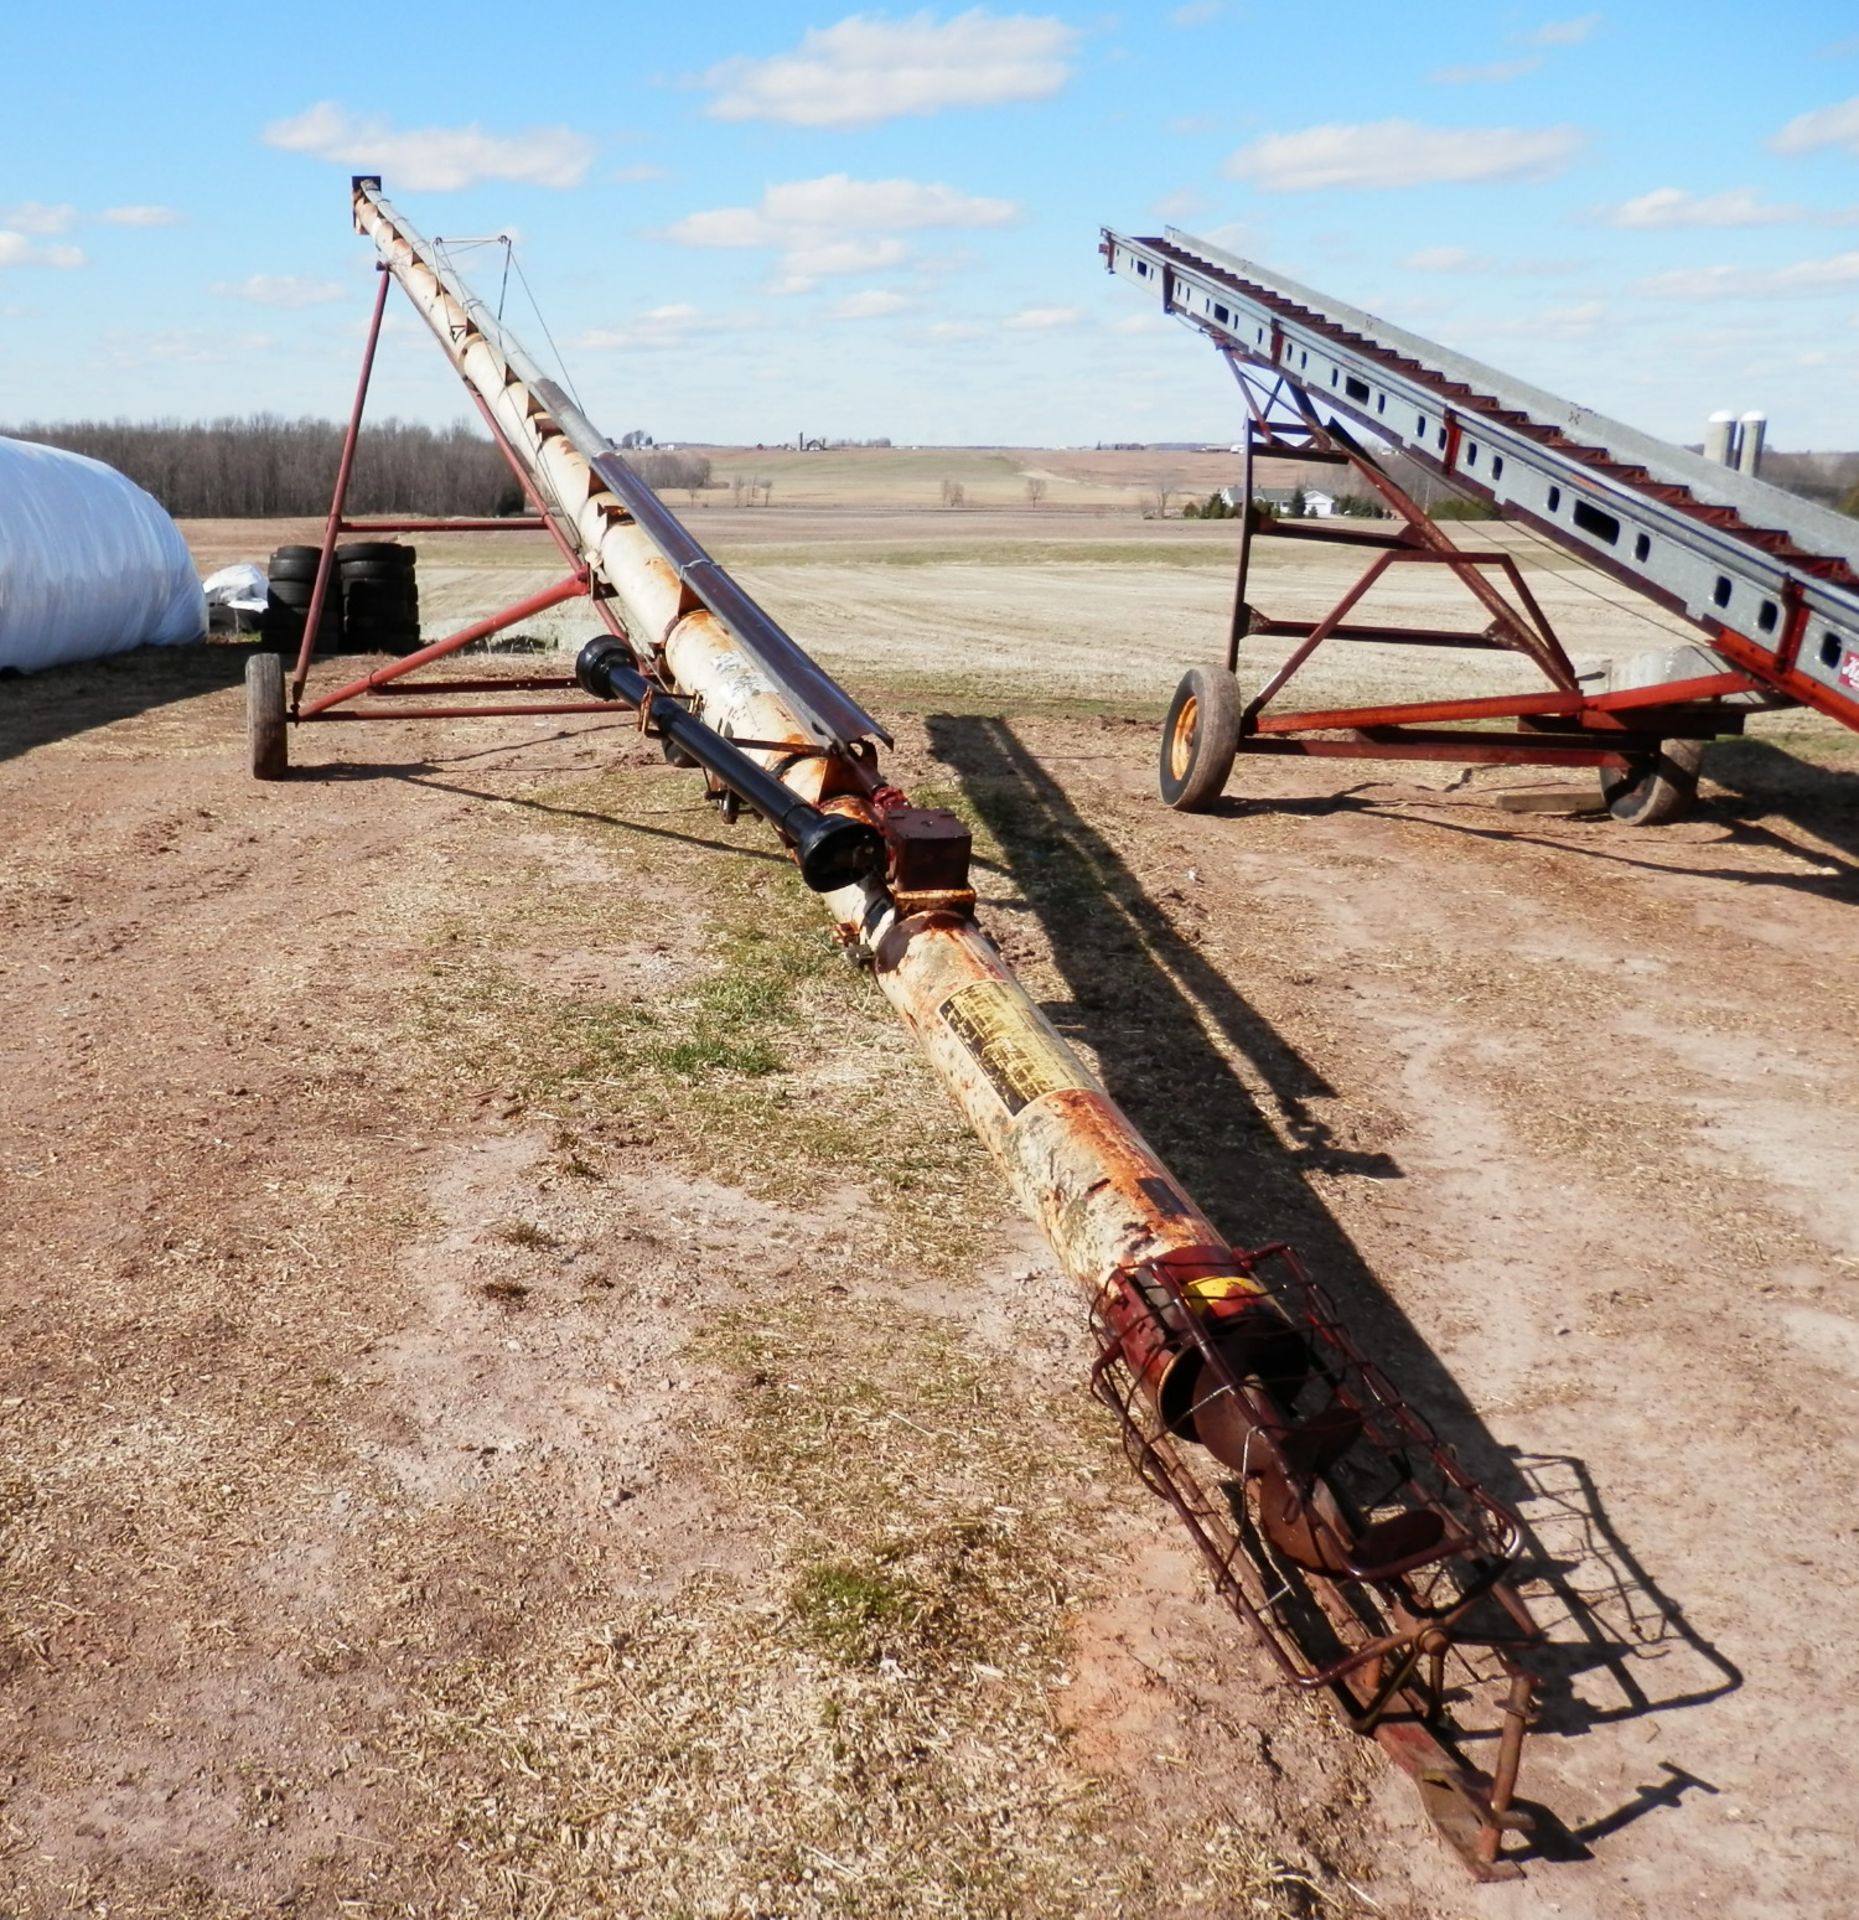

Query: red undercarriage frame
left=1215, top=355, right=1767, bottom=787
left=285, top=265, right=621, bottom=731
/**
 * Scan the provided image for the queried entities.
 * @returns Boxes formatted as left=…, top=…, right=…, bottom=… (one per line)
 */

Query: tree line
left=1, top=414, right=712, bottom=518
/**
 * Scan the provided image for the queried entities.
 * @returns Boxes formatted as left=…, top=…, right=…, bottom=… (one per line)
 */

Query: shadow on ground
left=0, top=644, right=252, bottom=765
left=926, top=712, right=1740, bottom=1852
left=1704, top=734, right=1859, bottom=866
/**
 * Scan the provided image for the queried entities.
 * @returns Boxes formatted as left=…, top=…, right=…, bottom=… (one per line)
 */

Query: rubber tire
left=1158, top=666, right=1242, bottom=811
left=265, top=580, right=339, bottom=610
left=1601, top=739, right=1704, bottom=826
left=246, top=650, right=287, bottom=780
left=267, top=546, right=326, bottom=583
left=336, top=542, right=413, bottom=567
left=339, top=560, right=416, bottom=583
left=343, top=580, right=416, bottom=612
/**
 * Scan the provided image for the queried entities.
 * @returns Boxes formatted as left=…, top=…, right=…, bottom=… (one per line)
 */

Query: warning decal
left=939, top=980, right=1098, bottom=1117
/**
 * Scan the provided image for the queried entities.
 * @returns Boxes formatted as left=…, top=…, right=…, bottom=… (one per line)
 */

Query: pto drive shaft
left=575, top=636, right=884, bottom=894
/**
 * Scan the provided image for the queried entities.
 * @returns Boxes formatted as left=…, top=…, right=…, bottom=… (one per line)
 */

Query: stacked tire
left=338, top=542, right=421, bottom=655
left=260, top=545, right=344, bottom=655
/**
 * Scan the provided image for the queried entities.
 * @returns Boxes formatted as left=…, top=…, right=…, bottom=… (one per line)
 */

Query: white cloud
left=263, top=101, right=593, bottom=191
left=609, top=164, right=666, bottom=185
left=1403, top=244, right=1481, bottom=271
left=1197, top=220, right=1265, bottom=255
left=1004, top=305, right=1079, bottom=329
left=1226, top=120, right=1584, bottom=191
left=572, top=303, right=755, bottom=351
left=829, top=288, right=913, bottom=319
left=1400, top=244, right=1576, bottom=275
left=1523, top=12, right=1600, bottom=46
left=1109, top=311, right=1170, bottom=333
left=664, top=173, right=1015, bottom=293
left=1774, top=95, right=1859, bottom=159
left=0, top=231, right=85, bottom=270
left=1635, top=251, right=1859, bottom=298
left=99, top=205, right=182, bottom=227
left=3, top=201, right=76, bottom=235
left=924, top=318, right=987, bottom=338
left=701, top=9, right=1077, bottom=127
left=1152, top=188, right=1206, bottom=219
left=108, top=328, right=273, bottom=366
left=1429, top=58, right=1542, bottom=84
left=1168, top=1, right=1222, bottom=24
left=1474, top=300, right=1607, bottom=339
left=773, top=238, right=910, bottom=293
left=212, top=273, right=348, bottom=309
left=765, top=175, right=1016, bottom=230
left=1605, top=186, right=1804, bottom=228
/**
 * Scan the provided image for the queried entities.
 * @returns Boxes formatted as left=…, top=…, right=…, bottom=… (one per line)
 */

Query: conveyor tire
left=1159, top=666, right=1241, bottom=811
left=267, top=546, right=326, bottom=583
left=246, top=650, right=288, bottom=780
left=1602, top=739, right=1703, bottom=826
left=343, top=584, right=416, bottom=625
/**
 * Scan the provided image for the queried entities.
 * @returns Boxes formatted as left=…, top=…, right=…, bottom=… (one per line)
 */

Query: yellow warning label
left=939, top=981, right=1098, bottom=1117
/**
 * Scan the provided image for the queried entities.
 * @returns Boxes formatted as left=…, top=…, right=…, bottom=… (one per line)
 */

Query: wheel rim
left=1169, top=695, right=1199, bottom=781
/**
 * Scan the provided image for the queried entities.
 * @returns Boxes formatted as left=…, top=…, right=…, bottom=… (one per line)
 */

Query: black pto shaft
left=575, top=637, right=884, bottom=894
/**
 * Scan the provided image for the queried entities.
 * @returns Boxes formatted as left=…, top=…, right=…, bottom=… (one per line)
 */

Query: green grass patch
left=790, top=1560, right=916, bottom=1663
left=417, top=767, right=1001, bottom=1273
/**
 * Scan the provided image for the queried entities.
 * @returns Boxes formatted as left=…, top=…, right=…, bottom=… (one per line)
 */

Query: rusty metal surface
left=337, top=517, right=550, bottom=534
left=1104, top=226, right=1859, bottom=730
left=297, top=573, right=590, bottom=720
left=1086, top=1245, right=1540, bottom=1879
left=1159, top=359, right=1758, bottom=795
left=291, top=266, right=392, bottom=704
left=312, top=178, right=1547, bottom=1878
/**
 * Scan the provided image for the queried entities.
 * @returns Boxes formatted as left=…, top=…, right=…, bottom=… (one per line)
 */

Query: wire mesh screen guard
left=1088, top=1244, right=1541, bottom=1878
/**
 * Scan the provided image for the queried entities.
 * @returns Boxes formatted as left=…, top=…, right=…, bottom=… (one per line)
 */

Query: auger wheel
left=1159, top=666, right=1241, bottom=811
left=1601, top=738, right=1703, bottom=825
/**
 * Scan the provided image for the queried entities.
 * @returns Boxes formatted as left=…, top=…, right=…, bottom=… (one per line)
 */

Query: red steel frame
left=286, top=263, right=625, bottom=730
left=1218, top=360, right=1768, bottom=773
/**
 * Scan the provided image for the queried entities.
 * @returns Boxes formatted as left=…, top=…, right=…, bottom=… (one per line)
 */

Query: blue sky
left=4, top=3, right=1858, bottom=450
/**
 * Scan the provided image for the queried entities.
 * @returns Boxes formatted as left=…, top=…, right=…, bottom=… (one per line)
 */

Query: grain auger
left=247, top=177, right=1545, bottom=1879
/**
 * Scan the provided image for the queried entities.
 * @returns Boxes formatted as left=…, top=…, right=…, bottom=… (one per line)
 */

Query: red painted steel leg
left=1226, top=426, right=1255, bottom=675
left=297, top=573, right=591, bottom=719
left=1246, top=550, right=1394, bottom=722
left=292, top=267, right=393, bottom=707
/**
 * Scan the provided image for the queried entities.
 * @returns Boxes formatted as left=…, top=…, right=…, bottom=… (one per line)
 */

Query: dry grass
left=383, top=753, right=1370, bottom=1919
left=418, top=767, right=1004, bottom=1277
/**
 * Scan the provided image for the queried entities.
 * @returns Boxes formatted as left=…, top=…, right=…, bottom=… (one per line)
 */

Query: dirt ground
left=3, top=509, right=1857, bottom=1918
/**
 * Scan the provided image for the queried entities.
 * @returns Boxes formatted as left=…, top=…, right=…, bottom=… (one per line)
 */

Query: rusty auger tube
left=348, top=177, right=1541, bottom=1881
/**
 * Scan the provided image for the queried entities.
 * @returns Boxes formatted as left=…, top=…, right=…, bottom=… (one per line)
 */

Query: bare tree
left=941, top=477, right=966, bottom=509
left=1148, top=473, right=1179, bottom=519
left=1024, top=476, right=1047, bottom=506
left=3, top=414, right=523, bottom=518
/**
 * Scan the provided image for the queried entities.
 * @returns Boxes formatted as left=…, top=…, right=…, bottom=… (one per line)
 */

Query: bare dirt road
left=2, top=513, right=1857, bottom=1917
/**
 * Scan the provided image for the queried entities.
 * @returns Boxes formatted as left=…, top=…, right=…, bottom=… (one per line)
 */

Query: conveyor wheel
left=1601, top=738, right=1703, bottom=825
left=246, top=650, right=288, bottom=780
left=1159, top=666, right=1241, bottom=811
